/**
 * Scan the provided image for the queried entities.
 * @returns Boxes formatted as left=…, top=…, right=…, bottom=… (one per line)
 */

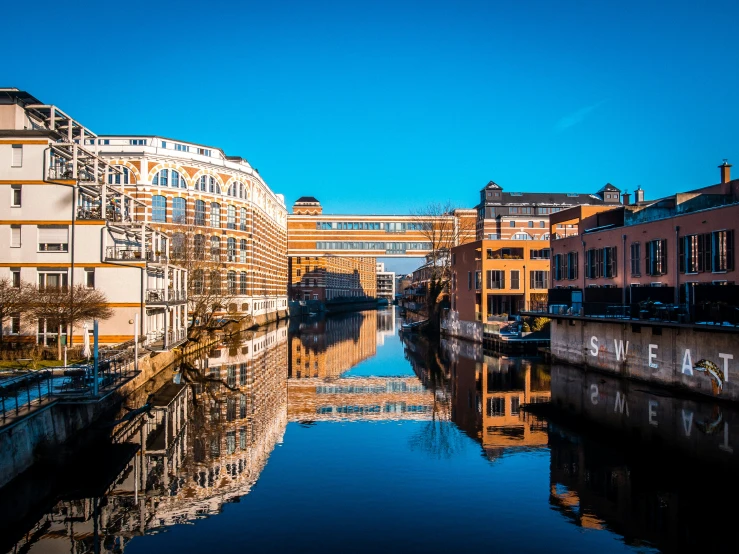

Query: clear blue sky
left=5, top=0, right=737, bottom=217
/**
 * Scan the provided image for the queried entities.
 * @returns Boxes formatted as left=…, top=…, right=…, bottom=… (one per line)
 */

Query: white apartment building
left=94, top=134, right=288, bottom=325
left=376, top=262, right=395, bottom=301
left=0, top=89, right=187, bottom=350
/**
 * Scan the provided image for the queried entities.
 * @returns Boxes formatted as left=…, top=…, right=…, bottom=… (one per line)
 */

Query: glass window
left=172, top=197, right=186, bottom=223
left=195, top=200, right=206, bottom=226
left=240, top=207, right=247, bottom=231
left=194, top=234, right=205, bottom=260
left=227, top=271, right=237, bottom=294
left=210, top=236, right=220, bottom=260
left=152, top=195, right=166, bottom=222
left=210, top=271, right=221, bottom=294
left=210, top=203, right=221, bottom=227
left=227, top=237, right=236, bottom=261
left=240, top=272, right=247, bottom=295
left=630, top=243, right=641, bottom=276
left=227, top=205, right=236, bottom=229
left=240, top=239, right=247, bottom=263
left=11, top=185, right=21, bottom=207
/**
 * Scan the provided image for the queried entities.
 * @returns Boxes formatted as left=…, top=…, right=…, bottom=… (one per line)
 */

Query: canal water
left=3, top=307, right=739, bottom=553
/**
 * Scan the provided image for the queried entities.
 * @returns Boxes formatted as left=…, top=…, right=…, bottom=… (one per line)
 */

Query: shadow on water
left=3, top=309, right=739, bottom=553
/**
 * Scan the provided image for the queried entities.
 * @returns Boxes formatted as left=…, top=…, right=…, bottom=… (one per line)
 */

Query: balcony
left=146, top=251, right=168, bottom=265
left=146, top=289, right=187, bottom=304
left=146, top=328, right=188, bottom=352
left=106, top=246, right=143, bottom=261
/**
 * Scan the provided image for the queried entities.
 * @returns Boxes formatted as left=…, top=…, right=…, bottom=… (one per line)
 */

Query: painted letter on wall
left=649, top=344, right=658, bottom=369
left=590, top=336, right=599, bottom=357
left=682, top=349, right=693, bottom=375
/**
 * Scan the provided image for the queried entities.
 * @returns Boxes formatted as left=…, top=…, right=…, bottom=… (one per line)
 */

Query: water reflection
left=5, top=310, right=739, bottom=553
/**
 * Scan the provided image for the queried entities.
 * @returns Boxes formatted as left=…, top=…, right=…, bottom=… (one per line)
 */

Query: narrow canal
left=3, top=307, right=739, bottom=553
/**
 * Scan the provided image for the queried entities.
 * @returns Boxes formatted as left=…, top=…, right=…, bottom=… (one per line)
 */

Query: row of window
left=151, top=196, right=249, bottom=229
left=191, top=270, right=249, bottom=295
left=464, top=270, right=549, bottom=290
left=9, top=225, right=69, bottom=252
left=8, top=268, right=95, bottom=290
left=172, top=234, right=250, bottom=263
left=481, top=206, right=565, bottom=217
left=316, top=221, right=427, bottom=231
left=555, top=231, right=735, bottom=281
left=315, top=242, right=432, bottom=251
left=485, top=247, right=550, bottom=260
left=90, top=138, right=213, bottom=157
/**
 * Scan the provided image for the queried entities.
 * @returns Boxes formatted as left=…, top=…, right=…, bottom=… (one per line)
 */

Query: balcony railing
left=106, top=246, right=143, bottom=261
left=146, top=289, right=165, bottom=303
left=146, top=251, right=168, bottom=264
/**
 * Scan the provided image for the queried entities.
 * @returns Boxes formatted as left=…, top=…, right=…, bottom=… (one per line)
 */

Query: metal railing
left=106, top=246, right=143, bottom=261
left=146, top=251, right=168, bottom=264
left=146, top=289, right=165, bottom=303
left=0, top=370, right=54, bottom=423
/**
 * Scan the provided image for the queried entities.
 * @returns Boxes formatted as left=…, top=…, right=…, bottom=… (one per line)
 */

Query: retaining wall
left=551, top=318, right=739, bottom=401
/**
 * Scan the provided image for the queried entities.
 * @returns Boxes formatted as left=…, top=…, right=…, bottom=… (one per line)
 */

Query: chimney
left=634, top=186, right=644, bottom=203
left=622, top=192, right=631, bottom=205
left=719, top=159, right=732, bottom=184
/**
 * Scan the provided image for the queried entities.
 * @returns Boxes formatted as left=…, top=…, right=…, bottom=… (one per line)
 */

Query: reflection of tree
left=408, top=419, right=467, bottom=460
left=402, top=333, right=467, bottom=459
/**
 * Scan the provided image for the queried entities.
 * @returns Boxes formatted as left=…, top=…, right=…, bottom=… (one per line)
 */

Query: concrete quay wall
left=550, top=318, right=739, bottom=402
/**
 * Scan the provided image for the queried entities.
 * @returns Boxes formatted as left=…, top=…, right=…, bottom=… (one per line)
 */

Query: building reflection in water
left=545, top=363, right=739, bottom=552
left=441, top=337, right=551, bottom=460
left=288, top=310, right=444, bottom=422
left=8, top=324, right=288, bottom=554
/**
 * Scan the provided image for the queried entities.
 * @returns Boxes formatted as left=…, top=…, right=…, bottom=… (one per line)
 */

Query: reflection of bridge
left=288, top=376, right=438, bottom=421
left=288, top=197, right=476, bottom=258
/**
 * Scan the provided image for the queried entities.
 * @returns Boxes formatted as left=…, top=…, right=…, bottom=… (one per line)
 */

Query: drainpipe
left=675, top=225, right=680, bottom=306
left=622, top=234, right=627, bottom=312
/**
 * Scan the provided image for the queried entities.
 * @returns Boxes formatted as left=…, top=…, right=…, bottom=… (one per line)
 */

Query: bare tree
left=411, top=202, right=476, bottom=326
left=0, top=278, right=33, bottom=345
left=168, top=223, right=239, bottom=327
left=26, top=284, right=114, bottom=359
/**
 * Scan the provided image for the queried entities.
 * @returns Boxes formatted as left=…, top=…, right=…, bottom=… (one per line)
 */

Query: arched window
left=198, top=175, right=221, bottom=194
left=210, top=203, right=221, bottom=227
left=240, top=207, right=247, bottom=231
left=108, top=166, right=129, bottom=185
left=227, top=271, right=237, bottom=294
left=193, top=269, right=204, bottom=295
left=210, top=270, right=221, bottom=294
left=194, top=200, right=205, bottom=226
left=239, top=239, right=247, bottom=263
left=171, top=232, right=185, bottom=259
left=152, top=168, right=186, bottom=188
left=228, top=182, right=245, bottom=198
left=227, top=237, right=236, bottom=261
left=240, top=272, right=247, bottom=295
left=172, top=197, right=186, bottom=224
left=194, top=234, right=205, bottom=260
left=152, top=195, right=167, bottom=222
left=227, top=205, right=236, bottom=229
left=512, top=232, right=531, bottom=240
left=210, top=236, right=220, bottom=260
left=541, top=232, right=551, bottom=240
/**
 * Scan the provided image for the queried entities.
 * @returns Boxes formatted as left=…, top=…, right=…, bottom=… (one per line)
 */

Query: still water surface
left=3, top=307, right=739, bottom=553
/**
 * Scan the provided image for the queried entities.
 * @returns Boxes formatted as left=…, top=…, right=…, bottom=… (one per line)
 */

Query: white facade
left=375, top=262, right=396, bottom=301
left=0, top=89, right=187, bottom=349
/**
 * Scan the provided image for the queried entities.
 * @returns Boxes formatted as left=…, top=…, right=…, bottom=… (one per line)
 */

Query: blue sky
left=5, top=0, right=738, bottom=218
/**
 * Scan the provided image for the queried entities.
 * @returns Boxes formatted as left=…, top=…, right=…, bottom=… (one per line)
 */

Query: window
left=11, top=145, right=22, bottom=167
left=553, top=254, right=563, bottom=281
left=11, top=270, right=20, bottom=288
left=129, top=139, right=146, bottom=146
left=210, top=203, right=221, bottom=227
left=108, top=166, right=130, bottom=185
left=530, top=270, right=549, bottom=289
left=530, top=248, right=550, bottom=260
left=84, top=268, right=95, bottom=288
left=240, top=272, right=247, bottom=295
left=227, top=271, right=237, bottom=294
left=486, top=270, right=505, bottom=289
left=603, top=246, right=617, bottom=278
left=172, top=232, right=185, bottom=259
left=227, top=205, right=236, bottom=229
left=647, top=239, right=667, bottom=276
left=38, top=226, right=69, bottom=252
left=175, top=143, right=188, bottom=152
left=10, top=225, right=21, bottom=248
left=713, top=230, right=734, bottom=272
left=510, top=221, right=516, bottom=228
left=152, top=195, right=167, bottom=222
left=240, top=239, right=247, bottom=263
left=198, top=175, right=221, bottom=194
left=475, top=270, right=482, bottom=290
left=38, top=271, right=68, bottom=290
left=11, top=185, right=21, bottom=207
left=194, top=200, right=206, bottom=226
left=193, top=269, right=204, bottom=295
left=10, top=315, right=20, bottom=334
left=227, top=237, right=236, bottom=261
left=528, top=221, right=534, bottom=228
left=240, top=207, right=247, bottom=231
left=467, top=271, right=472, bottom=290
left=210, top=236, right=221, bottom=260
left=487, top=397, right=505, bottom=416
left=586, top=248, right=602, bottom=279
left=172, top=197, right=186, bottom=223
left=630, top=242, right=641, bottom=276
left=566, top=251, right=578, bottom=280
left=510, top=270, right=520, bottom=290
left=210, top=271, right=221, bottom=294
left=539, top=221, right=546, bottom=228
left=194, top=234, right=205, bottom=260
